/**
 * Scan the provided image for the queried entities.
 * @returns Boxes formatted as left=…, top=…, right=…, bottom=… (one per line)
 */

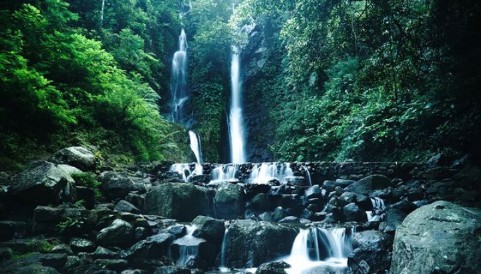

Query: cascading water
left=170, top=163, right=203, bottom=182
left=366, top=197, right=385, bottom=222
left=211, top=164, right=238, bottom=183
left=172, top=225, right=205, bottom=267
left=188, top=130, right=202, bottom=164
left=249, top=162, right=293, bottom=184
left=282, top=227, right=352, bottom=274
left=229, top=46, right=247, bottom=164
left=170, top=29, right=188, bottom=124
left=100, top=0, right=105, bottom=27
left=302, top=165, right=312, bottom=186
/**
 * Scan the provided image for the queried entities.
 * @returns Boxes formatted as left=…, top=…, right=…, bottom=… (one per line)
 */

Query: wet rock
left=192, top=216, right=225, bottom=244
left=390, top=201, right=481, bottom=273
left=145, top=183, right=210, bottom=222
left=76, top=186, right=96, bottom=209
left=335, top=179, right=356, bottom=188
left=251, top=193, right=273, bottom=212
left=167, top=225, right=186, bottom=238
left=0, top=247, right=13, bottom=261
left=153, top=266, right=190, bottom=274
left=0, top=221, right=15, bottom=241
left=380, top=208, right=408, bottom=233
left=115, top=200, right=140, bottom=214
left=256, top=261, right=289, bottom=274
left=70, top=237, right=96, bottom=253
left=39, top=253, right=68, bottom=270
left=122, top=233, right=174, bottom=260
left=99, top=172, right=138, bottom=200
left=92, top=246, right=119, bottom=259
left=343, top=203, right=366, bottom=222
left=305, top=185, right=322, bottom=199
left=125, top=193, right=145, bottom=210
left=214, top=183, right=245, bottom=219
left=346, top=175, right=393, bottom=195
left=97, top=219, right=134, bottom=248
left=49, top=146, right=96, bottom=171
left=221, top=220, right=296, bottom=268
left=245, top=184, right=271, bottom=200
left=348, top=230, right=393, bottom=274
left=95, top=259, right=128, bottom=272
left=278, top=216, right=299, bottom=224
left=10, top=161, right=78, bottom=205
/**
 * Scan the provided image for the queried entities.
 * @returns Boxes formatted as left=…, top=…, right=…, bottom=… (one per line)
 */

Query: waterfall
left=170, top=163, right=203, bottom=182
left=170, top=29, right=188, bottom=124
left=173, top=225, right=205, bottom=267
left=100, top=0, right=105, bottom=27
left=249, top=162, right=293, bottom=184
left=282, top=227, right=351, bottom=274
left=229, top=46, right=247, bottom=164
left=302, top=165, right=312, bottom=186
left=366, top=197, right=385, bottom=222
left=188, top=130, right=203, bottom=164
left=219, top=227, right=229, bottom=271
left=211, top=164, right=238, bottom=183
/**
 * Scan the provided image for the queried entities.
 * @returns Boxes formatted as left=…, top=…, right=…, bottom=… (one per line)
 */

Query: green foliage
left=72, top=172, right=101, bottom=198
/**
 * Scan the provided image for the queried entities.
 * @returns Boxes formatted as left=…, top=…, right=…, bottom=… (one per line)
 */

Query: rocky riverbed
left=0, top=147, right=480, bottom=273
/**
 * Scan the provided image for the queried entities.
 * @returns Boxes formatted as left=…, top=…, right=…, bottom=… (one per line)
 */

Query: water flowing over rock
left=188, top=131, right=203, bottom=164
left=390, top=201, right=481, bottom=273
left=169, top=163, right=203, bottom=183
left=170, top=29, right=188, bottom=124
left=229, top=46, right=247, bottom=164
left=249, top=163, right=294, bottom=184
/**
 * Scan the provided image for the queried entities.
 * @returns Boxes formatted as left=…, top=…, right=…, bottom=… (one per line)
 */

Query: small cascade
left=302, top=165, right=312, bottom=186
left=170, top=163, right=203, bottom=182
left=188, top=130, right=203, bottom=164
left=100, top=0, right=106, bottom=27
left=211, top=164, right=238, bottom=183
left=173, top=225, right=205, bottom=267
left=282, top=227, right=351, bottom=274
left=170, top=29, right=188, bottom=124
left=219, top=227, right=229, bottom=271
left=229, top=46, right=247, bottom=164
left=366, top=197, right=385, bottom=222
left=249, top=162, right=293, bottom=184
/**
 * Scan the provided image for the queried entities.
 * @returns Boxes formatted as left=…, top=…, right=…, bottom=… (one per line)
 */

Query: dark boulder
left=390, top=201, right=481, bottom=273
left=99, top=172, right=138, bottom=200
left=144, top=183, right=210, bottom=222
left=256, top=261, right=290, bottom=274
left=49, top=146, right=96, bottom=171
left=221, top=220, right=296, bottom=268
left=214, top=183, right=244, bottom=220
left=97, top=219, right=134, bottom=248
left=342, top=203, right=367, bottom=222
left=346, top=175, right=393, bottom=195
left=348, top=230, right=393, bottom=274
left=153, top=266, right=190, bottom=274
left=192, top=215, right=225, bottom=244
left=70, top=237, right=96, bottom=253
left=9, top=161, right=78, bottom=205
left=114, top=200, right=140, bottom=214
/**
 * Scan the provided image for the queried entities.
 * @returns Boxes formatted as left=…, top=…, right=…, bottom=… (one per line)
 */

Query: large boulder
left=348, top=230, right=393, bottom=274
left=214, top=182, right=245, bottom=219
left=122, top=233, right=175, bottom=260
left=390, top=201, right=481, bottom=274
left=221, top=220, right=296, bottom=268
left=49, top=147, right=96, bottom=171
left=97, top=219, right=134, bottom=248
left=9, top=161, right=78, bottom=205
left=192, top=216, right=225, bottom=244
left=345, top=175, right=393, bottom=195
left=144, top=183, right=210, bottom=222
left=98, top=171, right=138, bottom=200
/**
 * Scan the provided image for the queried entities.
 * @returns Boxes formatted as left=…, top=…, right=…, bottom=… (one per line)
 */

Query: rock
left=49, top=146, right=96, bottom=171
left=251, top=193, right=273, bottom=211
left=214, top=183, right=245, bottom=219
left=192, top=216, right=225, bottom=244
left=70, top=237, right=96, bottom=253
left=390, top=201, right=481, bottom=273
left=259, top=212, right=273, bottom=222
left=97, top=219, right=134, bottom=248
left=95, top=259, right=128, bottom=272
left=166, top=225, right=186, bottom=238
left=115, top=200, right=140, bottom=214
left=39, top=253, right=68, bottom=270
left=64, top=255, right=80, bottom=270
left=76, top=186, right=96, bottom=209
left=0, top=247, right=13, bottom=261
left=335, top=179, right=356, bottom=188
left=381, top=208, right=408, bottom=233
left=272, top=207, right=289, bottom=222
left=256, top=261, right=289, bottom=274
left=10, top=161, right=78, bottom=205
left=125, top=193, right=144, bottom=210
left=346, top=175, right=393, bottom=195
left=122, top=233, right=174, bottom=260
left=278, top=216, right=299, bottom=224
left=99, top=171, right=139, bottom=200
left=92, top=246, right=119, bottom=259
left=245, top=184, right=271, bottom=200
left=305, top=185, right=322, bottom=199
left=222, top=220, right=296, bottom=268
left=145, top=183, right=211, bottom=222
left=121, top=270, right=146, bottom=274
left=153, top=266, right=190, bottom=274
left=348, top=230, right=393, bottom=274
left=343, top=203, right=367, bottom=222
left=0, top=221, right=15, bottom=241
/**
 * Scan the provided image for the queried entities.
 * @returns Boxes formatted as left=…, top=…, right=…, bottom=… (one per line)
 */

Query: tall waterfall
left=188, top=130, right=202, bottom=163
left=282, top=227, right=352, bottom=274
left=229, top=46, right=247, bottom=164
left=170, top=29, right=188, bottom=124
left=100, top=0, right=105, bottom=27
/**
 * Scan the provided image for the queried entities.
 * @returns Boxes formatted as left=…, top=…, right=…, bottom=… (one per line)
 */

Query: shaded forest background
left=1, top=0, right=480, bottom=170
